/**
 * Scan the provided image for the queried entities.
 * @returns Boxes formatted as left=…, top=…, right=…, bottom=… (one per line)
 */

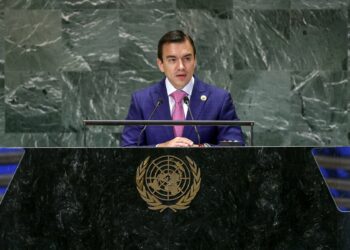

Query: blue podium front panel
left=0, top=148, right=24, bottom=204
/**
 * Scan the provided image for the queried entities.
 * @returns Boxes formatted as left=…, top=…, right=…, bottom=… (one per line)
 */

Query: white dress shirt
left=165, top=76, right=194, bottom=117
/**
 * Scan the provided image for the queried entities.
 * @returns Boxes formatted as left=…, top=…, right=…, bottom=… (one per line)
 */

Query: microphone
left=183, top=96, right=201, bottom=144
left=137, top=98, right=163, bottom=146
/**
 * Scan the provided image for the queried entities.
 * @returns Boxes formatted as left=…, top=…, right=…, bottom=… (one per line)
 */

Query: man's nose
left=178, top=59, right=185, bottom=70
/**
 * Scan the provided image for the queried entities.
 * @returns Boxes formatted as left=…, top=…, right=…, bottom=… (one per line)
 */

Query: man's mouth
left=176, top=74, right=187, bottom=79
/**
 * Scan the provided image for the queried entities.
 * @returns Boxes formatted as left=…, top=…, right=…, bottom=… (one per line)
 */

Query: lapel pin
left=201, top=95, right=207, bottom=101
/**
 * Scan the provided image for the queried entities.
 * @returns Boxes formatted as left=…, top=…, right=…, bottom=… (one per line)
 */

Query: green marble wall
left=0, top=0, right=349, bottom=146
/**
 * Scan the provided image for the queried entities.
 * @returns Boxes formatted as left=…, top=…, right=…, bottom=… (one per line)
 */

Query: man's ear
left=157, top=58, right=164, bottom=73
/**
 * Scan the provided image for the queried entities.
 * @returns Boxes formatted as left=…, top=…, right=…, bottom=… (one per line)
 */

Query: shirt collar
left=165, top=76, right=194, bottom=97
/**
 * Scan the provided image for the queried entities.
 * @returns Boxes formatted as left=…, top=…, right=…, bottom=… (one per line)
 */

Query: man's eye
left=168, top=58, right=176, bottom=63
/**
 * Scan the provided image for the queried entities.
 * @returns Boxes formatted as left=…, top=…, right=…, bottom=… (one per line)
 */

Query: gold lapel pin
left=201, top=95, right=207, bottom=101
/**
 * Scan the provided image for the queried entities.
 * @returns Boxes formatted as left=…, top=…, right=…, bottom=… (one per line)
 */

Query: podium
left=83, top=119, right=255, bottom=146
left=0, top=147, right=349, bottom=249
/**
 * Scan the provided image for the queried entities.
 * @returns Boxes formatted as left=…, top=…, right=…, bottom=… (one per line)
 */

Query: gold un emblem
left=136, top=155, right=201, bottom=212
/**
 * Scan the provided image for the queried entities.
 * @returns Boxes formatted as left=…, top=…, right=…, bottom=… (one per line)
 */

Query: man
left=121, top=30, right=244, bottom=147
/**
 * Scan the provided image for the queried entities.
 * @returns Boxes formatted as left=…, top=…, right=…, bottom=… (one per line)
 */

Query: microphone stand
left=137, top=99, right=163, bottom=146
left=184, top=96, right=201, bottom=145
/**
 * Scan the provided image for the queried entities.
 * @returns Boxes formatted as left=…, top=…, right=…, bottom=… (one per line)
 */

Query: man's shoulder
left=132, top=78, right=165, bottom=97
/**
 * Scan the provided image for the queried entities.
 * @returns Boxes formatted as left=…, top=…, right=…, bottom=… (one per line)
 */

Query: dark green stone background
left=0, top=0, right=349, bottom=146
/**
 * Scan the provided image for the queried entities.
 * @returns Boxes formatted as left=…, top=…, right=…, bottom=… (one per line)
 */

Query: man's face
left=157, top=39, right=196, bottom=89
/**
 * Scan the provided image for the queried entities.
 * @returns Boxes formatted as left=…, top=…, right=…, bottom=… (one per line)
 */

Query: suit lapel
left=183, top=78, right=209, bottom=140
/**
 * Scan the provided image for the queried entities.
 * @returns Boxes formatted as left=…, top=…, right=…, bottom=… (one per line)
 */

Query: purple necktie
left=170, top=90, right=187, bottom=137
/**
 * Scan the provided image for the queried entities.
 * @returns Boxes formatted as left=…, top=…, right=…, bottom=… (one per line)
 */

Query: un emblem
left=136, top=155, right=201, bottom=212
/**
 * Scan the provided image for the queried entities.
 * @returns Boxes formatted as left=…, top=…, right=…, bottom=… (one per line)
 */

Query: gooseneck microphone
left=183, top=96, right=201, bottom=144
left=137, top=98, right=163, bottom=146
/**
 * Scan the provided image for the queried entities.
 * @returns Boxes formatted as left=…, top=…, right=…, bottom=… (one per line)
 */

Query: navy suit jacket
left=121, top=77, right=244, bottom=146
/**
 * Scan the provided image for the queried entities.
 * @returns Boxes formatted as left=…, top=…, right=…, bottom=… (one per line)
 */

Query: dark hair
left=157, top=30, right=196, bottom=61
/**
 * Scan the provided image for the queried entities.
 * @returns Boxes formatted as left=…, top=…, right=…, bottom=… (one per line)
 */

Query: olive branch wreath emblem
left=136, top=156, right=201, bottom=212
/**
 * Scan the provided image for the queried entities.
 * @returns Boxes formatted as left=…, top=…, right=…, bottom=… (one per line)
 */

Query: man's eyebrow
left=165, top=54, right=193, bottom=59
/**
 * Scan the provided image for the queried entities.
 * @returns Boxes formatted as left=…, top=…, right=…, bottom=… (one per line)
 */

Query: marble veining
left=0, top=148, right=348, bottom=248
left=0, top=2, right=349, bottom=146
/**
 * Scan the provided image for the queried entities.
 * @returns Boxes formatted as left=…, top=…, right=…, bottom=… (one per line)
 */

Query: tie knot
left=170, top=90, right=187, bottom=103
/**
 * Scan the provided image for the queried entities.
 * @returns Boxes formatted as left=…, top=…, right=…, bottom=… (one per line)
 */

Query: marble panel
left=61, top=10, right=119, bottom=72
left=197, top=70, right=235, bottom=90
left=119, top=9, right=178, bottom=71
left=290, top=71, right=348, bottom=145
left=0, top=1, right=348, bottom=147
left=0, top=133, right=72, bottom=147
left=0, top=132, right=119, bottom=147
left=0, top=12, right=3, bottom=134
left=291, top=0, right=348, bottom=9
left=5, top=10, right=64, bottom=72
left=348, top=9, right=350, bottom=72
left=119, top=0, right=175, bottom=9
left=2, top=0, right=61, bottom=9
left=177, top=9, right=234, bottom=73
left=231, top=70, right=291, bottom=145
left=176, top=0, right=233, bottom=10
left=232, top=10, right=290, bottom=70
left=290, top=10, right=347, bottom=71
left=63, top=0, right=117, bottom=9
left=83, top=131, right=121, bottom=147
left=0, top=11, right=4, bottom=61
left=343, top=71, right=350, bottom=145
left=234, top=0, right=290, bottom=9
left=5, top=71, right=62, bottom=132
left=0, top=79, right=4, bottom=134
left=61, top=70, right=119, bottom=135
